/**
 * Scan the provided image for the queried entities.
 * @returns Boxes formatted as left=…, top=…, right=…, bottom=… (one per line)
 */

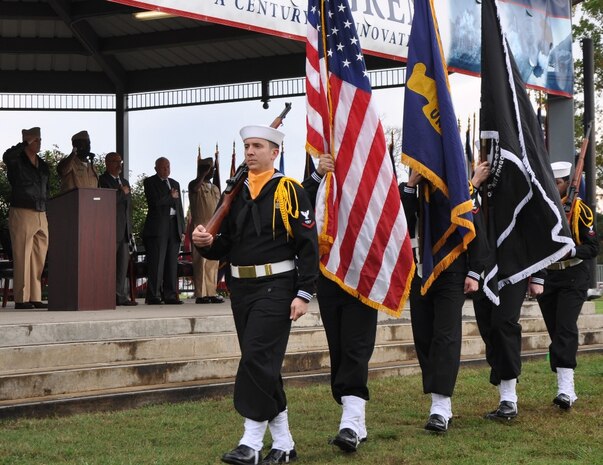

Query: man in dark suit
left=142, top=157, right=185, bottom=305
left=99, top=152, right=137, bottom=306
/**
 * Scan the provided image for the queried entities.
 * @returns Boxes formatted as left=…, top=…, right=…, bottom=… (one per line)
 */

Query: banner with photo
left=113, top=0, right=573, bottom=96
left=437, top=0, right=573, bottom=96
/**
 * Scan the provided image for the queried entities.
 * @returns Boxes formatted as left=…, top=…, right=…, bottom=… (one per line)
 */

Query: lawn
left=1, top=354, right=602, bottom=465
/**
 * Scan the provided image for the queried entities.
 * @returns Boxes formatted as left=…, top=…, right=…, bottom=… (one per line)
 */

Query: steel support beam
left=47, top=0, right=127, bottom=93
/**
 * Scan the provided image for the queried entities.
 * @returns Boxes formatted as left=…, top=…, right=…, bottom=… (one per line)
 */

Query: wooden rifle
left=204, top=102, right=292, bottom=237
left=563, top=121, right=592, bottom=221
left=270, top=102, right=292, bottom=128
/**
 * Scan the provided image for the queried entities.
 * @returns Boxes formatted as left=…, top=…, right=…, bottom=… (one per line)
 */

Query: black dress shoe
left=485, top=400, right=518, bottom=420
left=118, top=300, right=138, bottom=306
left=29, top=301, right=48, bottom=309
left=553, top=393, right=573, bottom=410
left=221, top=445, right=261, bottom=465
left=15, top=302, right=35, bottom=309
left=330, top=428, right=360, bottom=453
left=209, top=295, right=225, bottom=303
left=424, top=414, right=449, bottom=432
left=145, top=298, right=162, bottom=305
left=195, top=297, right=209, bottom=304
left=164, top=298, right=183, bottom=305
left=260, top=448, right=297, bottom=464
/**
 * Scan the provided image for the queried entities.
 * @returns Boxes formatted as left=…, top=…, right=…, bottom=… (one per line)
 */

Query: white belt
left=547, top=258, right=583, bottom=271
left=231, top=260, right=295, bottom=279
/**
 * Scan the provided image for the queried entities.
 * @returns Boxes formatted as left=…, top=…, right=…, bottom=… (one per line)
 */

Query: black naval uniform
left=400, top=182, right=488, bottom=396
left=537, top=198, right=599, bottom=371
left=473, top=278, right=531, bottom=385
left=302, top=171, right=378, bottom=406
left=199, top=172, right=318, bottom=422
left=472, top=196, right=546, bottom=386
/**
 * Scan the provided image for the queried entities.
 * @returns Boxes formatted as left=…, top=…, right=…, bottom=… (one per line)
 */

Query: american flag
left=305, top=0, right=415, bottom=316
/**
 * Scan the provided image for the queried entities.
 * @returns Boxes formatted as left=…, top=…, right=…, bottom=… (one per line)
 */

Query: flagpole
left=319, top=0, right=335, bottom=158
left=472, top=112, right=476, bottom=173
left=230, top=140, right=236, bottom=178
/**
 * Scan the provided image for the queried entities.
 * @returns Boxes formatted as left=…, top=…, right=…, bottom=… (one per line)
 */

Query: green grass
left=594, top=298, right=603, bottom=314
left=1, top=354, right=602, bottom=465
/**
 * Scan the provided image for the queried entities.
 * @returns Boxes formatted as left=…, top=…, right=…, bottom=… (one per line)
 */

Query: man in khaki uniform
left=57, top=130, right=99, bottom=193
left=2, top=127, right=50, bottom=309
left=188, top=157, right=222, bottom=304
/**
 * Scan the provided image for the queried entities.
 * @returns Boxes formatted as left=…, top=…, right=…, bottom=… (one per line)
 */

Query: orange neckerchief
left=248, top=169, right=274, bottom=199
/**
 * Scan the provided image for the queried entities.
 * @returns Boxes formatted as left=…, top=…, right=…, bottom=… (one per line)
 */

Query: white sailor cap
left=239, top=125, right=284, bottom=146
left=551, top=161, right=572, bottom=179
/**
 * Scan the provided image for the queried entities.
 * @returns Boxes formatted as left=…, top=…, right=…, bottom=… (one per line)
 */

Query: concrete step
left=0, top=300, right=600, bottom=409
left=4, top=300, right=593, bottom=348
left=3, top=343, right=603, bottom=420
left=3, top=314, right=603, bottom=374
left=3, top=326, right=603, bottom=402
left=0, top=311, right=325, bottom=348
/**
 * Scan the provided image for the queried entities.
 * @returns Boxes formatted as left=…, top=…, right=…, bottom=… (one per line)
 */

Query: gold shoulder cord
left=273, top=177, right=301, bottom=240
left=572, top=198, right=594, bottom=246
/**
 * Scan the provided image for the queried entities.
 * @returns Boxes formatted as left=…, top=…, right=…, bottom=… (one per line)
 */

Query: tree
left=384, top=126, right=408, bottom=184
left=0, top=146, right=106, bottom=241
left=0, top=145, right=66, bottom=231
left=129, top=173, right=148, bottom=245
left=572, top=1, right=603, bottom=187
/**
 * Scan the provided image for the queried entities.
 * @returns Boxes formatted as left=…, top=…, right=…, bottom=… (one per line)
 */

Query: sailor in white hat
left=551, top=161, right=572, bottom=195
left=192, top=124, right=318, bottom=465
left=536, top=160, right=599, bottom=410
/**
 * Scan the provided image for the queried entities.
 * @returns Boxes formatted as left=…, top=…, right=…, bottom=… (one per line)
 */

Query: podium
left=47, top=188, right=116, bottom=310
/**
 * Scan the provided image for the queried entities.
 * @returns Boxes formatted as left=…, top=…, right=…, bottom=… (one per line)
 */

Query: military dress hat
left=198, top=157, right=214, bottom=168
left=71, top=130, right=90, bottom=141
left=21, top=127, right=41, bottom=141
left=239, top=125, right=284, bottom=146
left=551, top=161, right=572, bottom=179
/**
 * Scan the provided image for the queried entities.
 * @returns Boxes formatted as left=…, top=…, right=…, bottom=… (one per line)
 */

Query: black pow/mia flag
left=479, top=0, right=573, bottom=305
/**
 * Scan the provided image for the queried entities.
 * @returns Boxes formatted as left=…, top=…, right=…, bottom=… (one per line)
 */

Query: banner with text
left=113, top=0, right=573, bottom=96
left=114, top=0, right=413, bottom=62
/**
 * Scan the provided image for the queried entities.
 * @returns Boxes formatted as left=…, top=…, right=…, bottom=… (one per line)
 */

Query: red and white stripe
left=305, top=6, right=414, bottom=316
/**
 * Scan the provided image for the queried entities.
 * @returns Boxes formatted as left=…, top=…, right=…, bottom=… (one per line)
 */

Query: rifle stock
left=204, top=162, right=249, bottom=237
left=270, top=102, right=292, bottom=129
left=564, top=121, right=592, bottom=220
left=203, top=102, right=292, bottom=237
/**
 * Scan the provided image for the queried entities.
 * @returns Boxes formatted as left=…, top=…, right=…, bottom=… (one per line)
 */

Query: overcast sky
left=0, top=73, right=480, bottom=211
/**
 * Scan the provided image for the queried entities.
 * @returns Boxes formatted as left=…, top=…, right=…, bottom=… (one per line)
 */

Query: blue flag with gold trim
left=402, top=0, right=475, bottom=295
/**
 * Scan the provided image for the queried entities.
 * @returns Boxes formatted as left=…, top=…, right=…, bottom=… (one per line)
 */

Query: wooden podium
left=47, top=188, right=116, bottom=310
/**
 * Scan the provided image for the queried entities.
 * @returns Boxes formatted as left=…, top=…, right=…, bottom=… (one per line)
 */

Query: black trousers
left=537, top=263, right=589, bottom=371
left=144, top=217, right=181, bottom=301
left=116, top=236, right=130, bottom=304
left=229, top=271, right=295, bottom=421
left=410, top=271, right=465, bottom=397
left=317, top=274, right=378, bottom=404
left=473, top=279, right=528, bottom=385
